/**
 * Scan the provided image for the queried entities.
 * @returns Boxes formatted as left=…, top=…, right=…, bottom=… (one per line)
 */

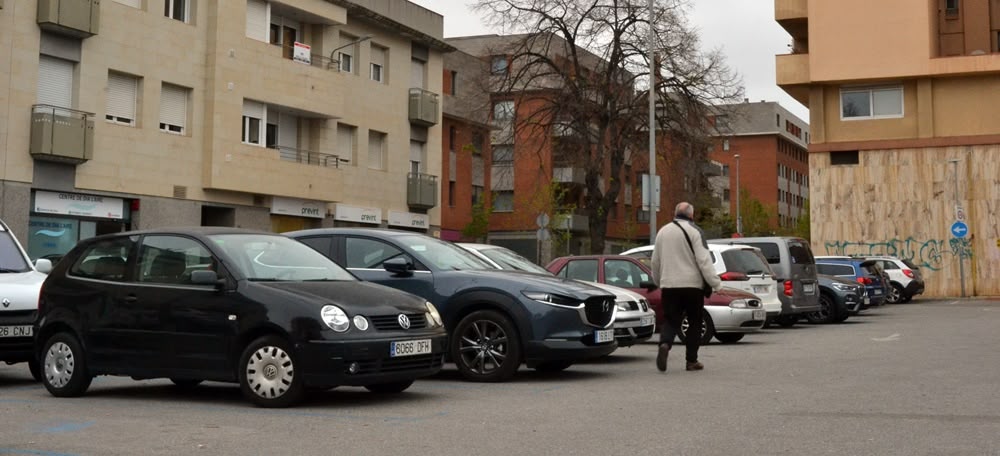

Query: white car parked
left=1, top=218, right=53, bottom=381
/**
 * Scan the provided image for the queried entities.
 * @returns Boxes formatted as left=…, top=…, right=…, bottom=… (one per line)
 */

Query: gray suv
left=709, top=237, right=820, bottom=327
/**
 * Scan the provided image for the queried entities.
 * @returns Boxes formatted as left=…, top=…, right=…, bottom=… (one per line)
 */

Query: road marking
left=35, top=421, right=95, bottom=434
left=947, top=301, right=959, bottom=305
left=871, top=333, right=901, bottom=342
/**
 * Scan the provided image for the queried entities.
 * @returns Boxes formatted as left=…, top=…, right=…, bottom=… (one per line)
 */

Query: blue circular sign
left=950, top=221, right=969, bottom=238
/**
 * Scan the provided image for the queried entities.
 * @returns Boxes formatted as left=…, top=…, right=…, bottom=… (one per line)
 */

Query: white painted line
left=871, top=333, right=901, bottom=342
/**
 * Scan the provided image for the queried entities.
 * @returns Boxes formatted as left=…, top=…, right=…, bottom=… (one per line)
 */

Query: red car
left=546, top=255, right=767, bottom=344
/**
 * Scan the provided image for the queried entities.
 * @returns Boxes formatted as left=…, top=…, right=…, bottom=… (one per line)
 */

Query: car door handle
left=124, top=295, right=138, bottom=303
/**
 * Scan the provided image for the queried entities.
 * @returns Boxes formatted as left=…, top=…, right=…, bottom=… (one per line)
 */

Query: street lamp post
left=949, top=158, right=966, bottom=297
left=328, top=35, right=372, bottom=70
left=647, top=0, right=657, bottom=245
left=734, top=153, right=742, bottom=236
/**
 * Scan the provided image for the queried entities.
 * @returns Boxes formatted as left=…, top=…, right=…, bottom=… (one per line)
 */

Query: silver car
left=458, top=243, right=656, bottom=347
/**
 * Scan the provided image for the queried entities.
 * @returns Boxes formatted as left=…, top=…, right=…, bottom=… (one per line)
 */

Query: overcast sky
left=409, top=0, right=809, bottom=122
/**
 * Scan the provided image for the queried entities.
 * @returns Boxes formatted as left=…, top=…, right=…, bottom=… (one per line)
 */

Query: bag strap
left=673, top=220, right=697, bottom=257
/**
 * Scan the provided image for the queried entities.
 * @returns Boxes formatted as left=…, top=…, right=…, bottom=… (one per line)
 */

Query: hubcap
left=888, top=286, right=901, bottom=303
left=246, top=346, right=294, bottom=399
left=44, top=342, right=75, bottom=388
left=681, top=316, right=707, bottom=339
left=459, top=320, right=508, bottom=374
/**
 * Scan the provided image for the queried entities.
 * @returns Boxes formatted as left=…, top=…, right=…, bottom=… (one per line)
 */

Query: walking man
left=650, top=202, right=722, bottom=372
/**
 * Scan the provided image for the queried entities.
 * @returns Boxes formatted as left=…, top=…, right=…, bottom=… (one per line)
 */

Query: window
left=816, top=263, right=855, bottom=276
left=448, top=182, right=456, bottom=207
left=723, top=189, right=730, bottom=202
left=742, top=242, right=780, bottom=264
left=637, top=209, right=650, bottom=223
left=448, top=127, right=457, bottom=152
left=409, top=140, right=425, bottom=174
left=841, top=86, right=903, bottom=119
left=492, top=145, right=513, bottom=164
left=492, top=190, right=514, bottom=212
left=788, top=241, right=815, bottom=264
left=604, top=260, right=649, bottom=288
left=138, top=236, right=213, bottom=284
left=159, top=83, right=188, bottom=134
left=830, top=150, right=860, bottom=166
left=242, top=100, right=265, bottom=145
left=723, top=139, right=730, bottom=151
left=721, top=164, right=729, bottom=177
left=106, top=72, right=138, bottom=126
left=720, top=249, right=770, bottom=275
left=558, top=259, right=598, bottom=282
left=450, top=70, right=458, bottom=95
left=344, top=237, right=412, bottom=269
left=164, top=0, right=189, bottom=22
left=368, top=130, right=386, bottom=170
left=337, top=124, right=356, bottom=165
left=472, top=185, right=484, bottom=206
left=245, top=0, right=268, bottom=42
left=339, top=53, right=353, bottom=73
left=945, top=0, right=959, bottom=15
left=370, top=45, right=386, bottom=83
left=490, top=55, right=508, bottom=75
left=410, top=58, right=426, bottom=89
left=69, top=237, right=136, bottom=282
left=492, top=100, right=514, bottom=123
left=37, top=55, right=74, bottom=110
left=338, top=33, right=357, bottom=73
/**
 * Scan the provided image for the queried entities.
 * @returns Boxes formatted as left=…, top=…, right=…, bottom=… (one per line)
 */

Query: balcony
left=30, top=105, right=94, bottom=164
left=407, top=172, right=438, bottom=209
left=408, top=88, right=439, bottom=126
left=702, top=162, right=723, bottom=177
left=554, top=213, right=589, bottom=233
left=552, top=166, right=585, bottom=185
left=276, top=146, right=347, bottom=168
left=775, top=53, right=810, bottom=105
left=37, top=0, right=99, bottom=38
left=775, top=0, right=807, bottom=40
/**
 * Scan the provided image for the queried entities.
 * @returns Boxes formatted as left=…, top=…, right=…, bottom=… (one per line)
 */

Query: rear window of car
left=901, top=259, right=920, bottom=270
left=720, top=249, right=771, bottom=275
left=787, top=240, right=815, bottom=265
left=69, top=237, right=136, bottom=282
left=742, top=242, right=780, bottom=264
left=816, top=263, right=855, bottom=276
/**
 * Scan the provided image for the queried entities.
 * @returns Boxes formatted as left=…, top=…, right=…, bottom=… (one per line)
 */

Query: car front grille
left=617, top=300, right=639, bottom=311
left=355, top=354, right=442, bottom=375
left=584, top=296, right=616, bottom=328
left=369, top=313, right=427, bottom=331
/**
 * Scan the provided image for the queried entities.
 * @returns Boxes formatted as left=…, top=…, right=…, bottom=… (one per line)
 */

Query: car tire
left=886, top=284, right=904, bottom=304
left=679, top=310, right=714, bottom=345
left=364, top=380, right=414, bottom=394
left=807, top=294, right=835, bottom=324
left=451, top=310, right=522, bottom=383
left=533, top=361, right=573, bottom=372
left=40, top=332, right=92, bottom=397
left=170, top=378, right=203, bottom=389
left=28, top=358, right=42, bottom=382
left=238, top=336, right=305, bottom=408
left=714, top=333, right=744, bottom=344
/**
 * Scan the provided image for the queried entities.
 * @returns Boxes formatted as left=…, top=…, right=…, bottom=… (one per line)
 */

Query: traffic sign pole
left=950, top=220, right=968, bottom=298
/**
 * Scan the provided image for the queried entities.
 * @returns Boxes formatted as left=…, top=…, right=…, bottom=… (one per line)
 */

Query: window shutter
left=409, top=140, right=423, bottom=164
left=410, top=59, right=425, bottom=89
left=339, top=34, right=356, bottom=72
left=242, top=100, right=265, bottom=119
left=37, top=55, right=74, bottom=109
left=106, top=73, right=137, bottom=124
left=337, top=125, right=354, bottom=160
left=246, top=0, right=269, bottom=42
left=112, top=0, right=141, bottom=8
left=368, top=132, right=383, bottom=169
left=159, top=84, right=187, bottom=132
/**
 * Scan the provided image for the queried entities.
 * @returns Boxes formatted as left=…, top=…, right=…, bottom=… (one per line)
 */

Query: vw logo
left=263, top=364, right=278, bottom=380
left=397, top=314, right=411, bottom=329
left=1, top=298, right=9, bottom=308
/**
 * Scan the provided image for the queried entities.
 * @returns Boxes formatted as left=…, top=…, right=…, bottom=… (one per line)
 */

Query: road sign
left=950, top=221, right=968, bottom=238
left=536, top=228, right=551, bottom=241
left=536, top=213, right=550, bottom=228
left=955, top=206, right=966, bottom=222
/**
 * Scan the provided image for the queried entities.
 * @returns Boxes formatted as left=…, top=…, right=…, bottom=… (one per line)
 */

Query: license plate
left=752, top=285, right=769, bottom=294
left=639, top=315, right=655, bottom=327
left=389, top=339, right=432, bottom=357
left=752, top=310, right=766, bottom=320
left=874, top=289, right=882, bottom=295
left=803, top=284, right=815, bottom=294
left=0, top=325, right=32, bottom=338
left=594, top=329, right=614, bottom=343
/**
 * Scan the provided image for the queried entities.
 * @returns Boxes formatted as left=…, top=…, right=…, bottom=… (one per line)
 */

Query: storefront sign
left=33, top=191, right=124, bottom=219
left=293, top=42, right=311, bottom=65
left=271, top=197, right=325, bottom=219
left=334, top=204, right=381, bottom=225
left=388, top=211, right=429, bottom=230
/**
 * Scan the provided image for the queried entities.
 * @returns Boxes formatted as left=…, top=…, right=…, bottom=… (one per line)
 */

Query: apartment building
left=774, top=0, right=1000, bottom=297
left=708, top=101, right=810, bottom=231
left=0, top=0, right=450, bottom=260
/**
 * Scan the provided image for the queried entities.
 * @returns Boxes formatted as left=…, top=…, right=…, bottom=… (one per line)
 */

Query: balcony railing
left=30, top=104, right=94, bottom=164
left=275, top=145, right=346, bottom=168
left=408, top=88, right=439, bottom=126
left=407, top=172, right=438, bottom=209
left=277, top=43, right=340, bottom=71
left=552, top=165, right=585, bottom=185
left=554, top=213, right=589, bottom=233
left=37, top=0, right=100, bottom=38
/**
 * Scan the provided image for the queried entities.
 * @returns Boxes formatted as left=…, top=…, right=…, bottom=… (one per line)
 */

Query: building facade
left=775, top=0, right=1000, bottom=296
left=0, top=0, right=449, bottom=260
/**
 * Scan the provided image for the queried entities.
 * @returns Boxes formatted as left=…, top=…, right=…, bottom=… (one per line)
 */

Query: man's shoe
left=686, top=361, right=704, bottom=371
left=656, top=344, right=669, bottom=372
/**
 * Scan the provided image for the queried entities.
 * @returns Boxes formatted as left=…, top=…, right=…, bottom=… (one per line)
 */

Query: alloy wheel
left=44, top=342, right=75, bottom=388
left=887, top=285, right=902, bottom=303
left=458, top=320, right=508, bottom=375
left=246, top=346, right=295, bottom=400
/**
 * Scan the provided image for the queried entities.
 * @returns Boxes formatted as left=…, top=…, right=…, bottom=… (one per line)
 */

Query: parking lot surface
left=2, top=299, right=1000, bottom=456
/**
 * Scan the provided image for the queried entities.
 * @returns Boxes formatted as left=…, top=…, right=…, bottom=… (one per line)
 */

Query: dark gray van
left=709, top=237, right=820, bottom=326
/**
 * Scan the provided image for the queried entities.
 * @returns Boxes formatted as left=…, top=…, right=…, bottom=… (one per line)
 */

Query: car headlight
left=728, top=299, right=750, bottom=309
left=616, top=301, right=631, bottom=312
left=352, top=315, right=369, bottom=331
left=522, top=291, right=581, bottom=308
left=831, top=282, right=854, bottom=291
left=321, top=305, right=351, bottom=332
left=425, top=301, right=443, bottom=328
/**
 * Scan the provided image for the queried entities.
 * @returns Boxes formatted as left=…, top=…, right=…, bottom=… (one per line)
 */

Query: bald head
left=675, top=202, right=694, bottom=218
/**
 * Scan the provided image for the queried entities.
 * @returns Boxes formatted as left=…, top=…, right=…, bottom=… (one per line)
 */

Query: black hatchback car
left=35, top=228, right=447, bottom=408
left=285, top=228, right=618, bottom=382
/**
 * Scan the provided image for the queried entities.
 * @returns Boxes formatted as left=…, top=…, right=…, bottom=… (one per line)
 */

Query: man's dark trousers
left=659, top=287, right=705, bottom=363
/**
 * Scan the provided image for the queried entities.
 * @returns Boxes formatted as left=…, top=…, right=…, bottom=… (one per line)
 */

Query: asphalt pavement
left=2, top=298, right=999, bottom=456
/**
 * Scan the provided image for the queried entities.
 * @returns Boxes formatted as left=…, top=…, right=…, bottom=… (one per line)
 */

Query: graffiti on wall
left=824, top=237, right=974, bottom=271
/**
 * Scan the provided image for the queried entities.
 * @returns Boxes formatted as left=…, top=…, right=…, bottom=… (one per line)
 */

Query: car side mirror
left=191, top=270, right=224, bottom=288
left=383, top=257, right=414, bottom=276
left=639, top=281, right=658, bottom=292
left=34, top=259, right=53, bottom=274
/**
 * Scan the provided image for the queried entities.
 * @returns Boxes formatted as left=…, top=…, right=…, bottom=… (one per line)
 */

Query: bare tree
left=469, top=0, right=743, bottom=252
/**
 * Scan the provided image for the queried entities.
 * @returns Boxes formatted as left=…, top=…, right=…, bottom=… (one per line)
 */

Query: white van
left=1, top=218, right=52, bottom=380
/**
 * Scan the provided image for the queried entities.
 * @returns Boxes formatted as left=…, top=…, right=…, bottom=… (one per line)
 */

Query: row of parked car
left=0, top=219, right=926, bottom=408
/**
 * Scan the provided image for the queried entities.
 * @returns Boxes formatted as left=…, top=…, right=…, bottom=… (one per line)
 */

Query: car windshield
left=479, top=247, right=550, bottom=274
left=0, top=229, right=30, bottom=273
left=208, top=234, right=356, bottom=282
left=398, top=236, right=491, bottom=271
left=721, top=249, right=772, bottom=275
